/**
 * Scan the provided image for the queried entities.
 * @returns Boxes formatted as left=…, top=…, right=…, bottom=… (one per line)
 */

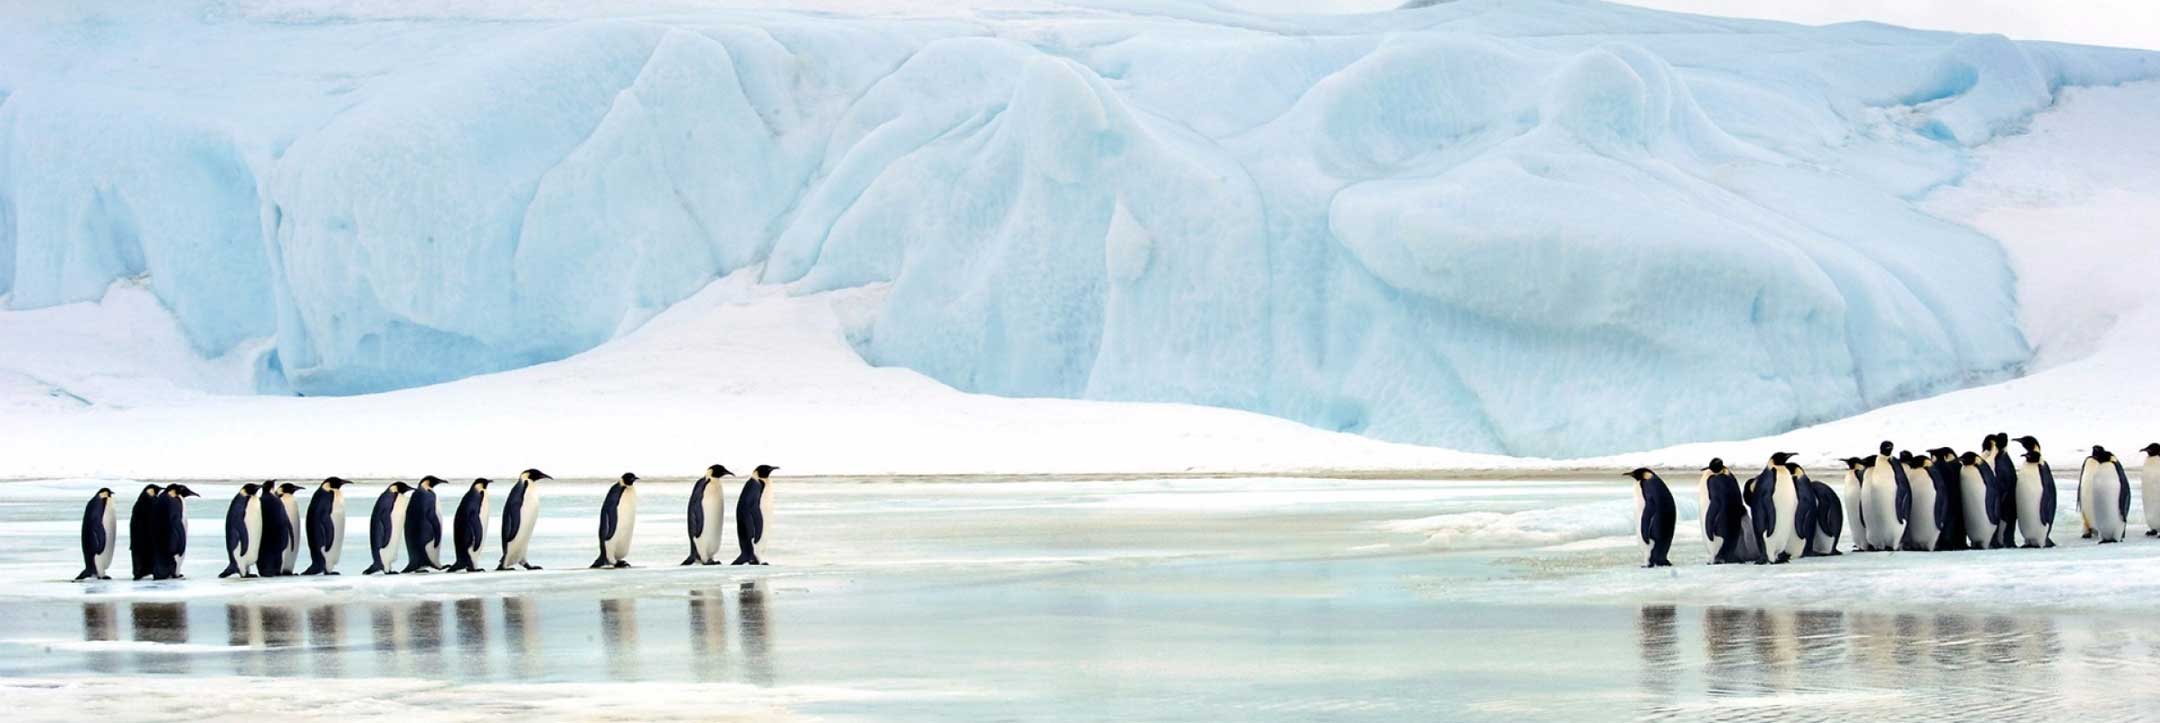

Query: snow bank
left=6, top=0, right=2152, bottom=459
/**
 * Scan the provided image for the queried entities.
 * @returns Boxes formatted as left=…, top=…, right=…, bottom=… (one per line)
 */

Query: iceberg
left=2, top=0, right=2157, bottom=456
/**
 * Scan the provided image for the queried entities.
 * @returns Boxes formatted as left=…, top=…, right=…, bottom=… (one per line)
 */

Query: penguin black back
left=129, top=484, right=163, bottom=580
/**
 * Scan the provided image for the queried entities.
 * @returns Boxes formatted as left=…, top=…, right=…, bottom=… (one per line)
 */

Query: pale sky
left=1612, top=0, right=2160, bottom=50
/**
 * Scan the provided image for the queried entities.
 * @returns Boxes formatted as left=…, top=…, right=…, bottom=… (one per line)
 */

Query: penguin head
left=754, top=465, right=779, bottom=479
left=1958, top=451, right=1980, bottom=466
left=1902, top=453, right=1927, bottom=469
left=2023, top=450, right=2043, bottom=464
left=97, top=488, right=114, bottom=499
left=620, top=472, right=638, bottom=486
left=1769, top=451, right=1795, bottom=466
left=166, top=484, right=200, bottom=498
left=2091, top=445, right=2113, bottom=463
left=323, top=477, right=352, bottom=490
left=1701, top=458, right=1725, bottom=474
left=2013, top=435, right=2040, bottom=452
left=2142, top=443, right=2160, bottom=457
left=387, top=482, right=412, bottom=494
left=278, top=483, right=303, bottom=496
left=1841, top=457, right=1864, bottom=471
left=1928, top=447, right=1955, bottom=462
left=707, top=464, right=733, bottom=479
left=521, top=469, right=552, bottom=484
left=140, top=484, right=161, bottom=497
left=1625, top=468, right=1654, bottom=481
left=240, top=483, right=261, bottom=496
left=418, top=475, right=445, bottom=489
left=472, top=478, right=492, bottom=490
left=1874, top=441, right=1891, bottom=456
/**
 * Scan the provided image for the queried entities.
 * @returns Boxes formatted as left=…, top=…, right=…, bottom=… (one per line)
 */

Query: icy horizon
left=4, top=0, right=2159, bottom=458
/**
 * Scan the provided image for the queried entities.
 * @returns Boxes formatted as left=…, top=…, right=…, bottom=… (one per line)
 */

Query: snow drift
left=3, top=0, right=2158, bottom=456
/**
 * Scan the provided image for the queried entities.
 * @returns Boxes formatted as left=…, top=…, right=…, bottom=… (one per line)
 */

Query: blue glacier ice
left=2, top=0, right=2158, bottom=455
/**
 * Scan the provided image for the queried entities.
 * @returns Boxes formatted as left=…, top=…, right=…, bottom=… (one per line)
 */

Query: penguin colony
left=75, top=465, right=780, bottom=581
left=1629, top=438, right=2160, bottom=568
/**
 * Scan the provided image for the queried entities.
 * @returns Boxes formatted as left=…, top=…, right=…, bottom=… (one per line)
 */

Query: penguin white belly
left=1842, top=473, right=1867, bottom=549
left=2144, top=459, right=2160, bottom=532
left=697, top=489, right=725, bottom=560
left=326, top=496, right=346, bottom=569
left=1764, top=474, right=1799, bottom=558
left=235, top=503, right=263, bottom=572
left=2087, top=465, right=2127, bottom=541
left=282, top=498, right=301, bottom=572
left=507, top=490, right=540, bottom=563
left=2077, top=470, right=2096, bottom=537
left=2016, top=462, right=2048, bottom=545
left=96, top=507, right=117, bottom=572
left=1958, top=469, right=1992, bottom=547
left=1907, top=479, right=1938, bottom=550
left=174, top=516, right=188, bottom=569
left=381, top=497, right=408, bottom=567
left=606, top=489, right=639, bottom=561
left=1635, top=485, right=1650, bottom=556
left=1862, top=469, right=1903, bottom=550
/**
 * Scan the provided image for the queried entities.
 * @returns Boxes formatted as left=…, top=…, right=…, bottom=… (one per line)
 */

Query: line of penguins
left=1626, top=437, right=2160, bottom=568
left=70, top=464, right=779, bottom=581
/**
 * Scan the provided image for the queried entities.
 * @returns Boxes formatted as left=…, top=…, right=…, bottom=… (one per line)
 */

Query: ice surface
left=6, top=0, right=2155, bottom=456
left=7, top=475, right=2160, bottom=720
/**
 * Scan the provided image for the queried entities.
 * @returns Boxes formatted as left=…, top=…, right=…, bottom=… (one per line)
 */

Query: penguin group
left=1628, top=437, right=2160, bottom=568
left=73, top=465, right=782, bottom=581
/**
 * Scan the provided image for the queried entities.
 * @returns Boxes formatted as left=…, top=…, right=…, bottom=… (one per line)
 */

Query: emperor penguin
left=77, top=488, right=117, bottom=581
left=592, top=473, right=640, bottom=568
left=276, top=483, right=303, bottom=574
left=153, top=484, right=201, bottom=579
left=364, top=482, right=413, bottom=575
left=1840, top=458, right=1870, bottom=552
left=1753, top=453, right=1807, bottom=564
left=301, top=477, right=353, bottom=575
left=1860, top=443, right=1909, bottom=552
left=498, top=469, right=551, bottom=571
left=1901, top=453, right=1943, bottom=551
left=2015, top=449, right=2058, bottom=548
left=402, top=476, right=446, bottom=573
left=1787, top=462, right=1822, bottom=556
left=731, top=465, right=777, bottom=565
left=1926, top=448, right=1967, bottom=551
left=1985, top=433, right=2020, bottom=545
left=2142, top=444, right=2160, bottom=536
left=256, top=482, right=298, bottom=577
left=219, top=483, right=265, bottom=579
left=1628, top=469, right=1677, bottom=567
left=1805, top=470, right=1844, bottom=556
left=447, top=478, right=491, bottom=572
left=1956, top=452, right=2001, bottom=549
left=2081, top=446, right=2132, bottom=543
left=684, top=465, right=734, bottom=566
left=128, top=484, right=163, bottom=580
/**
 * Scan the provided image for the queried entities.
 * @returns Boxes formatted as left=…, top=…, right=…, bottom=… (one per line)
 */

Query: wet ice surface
left=3, top=477, right=2160, bottom=721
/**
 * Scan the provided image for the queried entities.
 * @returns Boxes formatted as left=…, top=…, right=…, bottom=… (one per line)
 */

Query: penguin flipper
left=687, top=479, right=706, bottom=540
left=2117, top=463, right=2133, bottom=521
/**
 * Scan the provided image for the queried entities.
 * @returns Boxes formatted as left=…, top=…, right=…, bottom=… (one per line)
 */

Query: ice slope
left=3, top=0, right=2159, bottom=456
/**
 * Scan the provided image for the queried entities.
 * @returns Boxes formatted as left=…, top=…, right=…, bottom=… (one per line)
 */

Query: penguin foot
left=590, top=559, right=610, bottom=569
left=101, top=575, right=113, bottom=580
left=2044, top=540, right=2056, bottom=548
left=2148, top=530, right=2157, bottom=537
left=2100, top=539, right=2119, bottom=545
left=615, top=561, right=631, bottom=568
left=523, top=564, right=542, bottom=571
left=2083, top=532, right=2095, bottom=539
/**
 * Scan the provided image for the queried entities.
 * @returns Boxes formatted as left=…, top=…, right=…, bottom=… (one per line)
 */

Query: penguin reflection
left=687, top=590, right=727, bottom=680
left=130, top=602, right=189, bottom=674
left=455, top=597, right=490, bottom=678
left=81, top=602, right=118, bottom=673
left=227, top=603, right=267, bottom=677
left=410, top=601, right=448, bottom=677
left=739, top=581, right=775, bottom=686
left=371, top=605, right=411, bottom=677
left=307, top=605, right=345, bottom=678
left=502, top=596, right=541, bottom=678
left=600, top=598, right=640, bottom=680
left=1635, top=605, right=1678, bottom=701
left=1701, top=607, right=1762, bottom=699
left=261, top=605, right=302, bottom=677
